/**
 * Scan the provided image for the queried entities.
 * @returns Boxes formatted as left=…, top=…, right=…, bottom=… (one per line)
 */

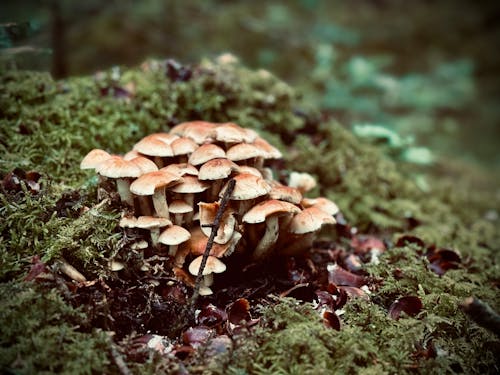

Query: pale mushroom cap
left=123, top=150, right=141, bottom=160
left=253, top=137, right=282, bottom=159
left=158, top=225, right=191, bottom=245
left=171, top=137, right=198, bottom=156
left=133, top=134, right=174, bottom=157
left=161, top=163, right=198, bottom=176
left=226, top=143, right=266, bottom=162
left=219, top=172, right=271, bottom=200
left=237, top=166, right=263, bottom=178
left=242, top=199, right=301, bottom=224
left=214, top=122, right=257, bottom=143
left=288, top=172, right=317, bottom=193
left=301, top=197, right=339, bottom=216
left=188, top=255, right=226, bottom=276
left=129, top=156, right=159, bottom=173
left=119, top=215, right=171, bottom=229
left=269, top=182, right=303, bottom=204
left=289, top=206, right=336, bottom=234
left=198, top=158, right=240, bottom=180
left=170, top=175, right=209, bottom=194
left=80, top=149, right=111, bottom=170
left=179, top=121, right=217, bottom=144
left=188, top=144, right=226, bottom=166
left=198, top=202, right=236, bottom=244
left=169, top=199, right=194, bottom=214
left=130, top=170, right=183, bottom=196
left=96, top=156, right=142, bottom=178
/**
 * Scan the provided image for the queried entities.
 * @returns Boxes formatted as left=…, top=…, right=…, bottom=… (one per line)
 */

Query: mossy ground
left=1, top=60, right=499, bottom=374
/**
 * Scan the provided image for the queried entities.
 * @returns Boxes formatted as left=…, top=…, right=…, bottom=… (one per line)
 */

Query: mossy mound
left=1, top=59, right=499, bottom=373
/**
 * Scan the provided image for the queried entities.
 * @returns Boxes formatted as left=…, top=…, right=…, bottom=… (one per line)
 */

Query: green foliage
left=0, top=281, right=112, bottom=374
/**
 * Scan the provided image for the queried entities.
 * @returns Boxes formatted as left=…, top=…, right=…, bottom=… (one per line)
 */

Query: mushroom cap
left=253, top=137, right=282, bottom=159
left=288, top=172, right=317, bottom=193
left=219, top=172, right=271, bottom=200
left=96, top=156, right=143, bottom=178
left=130, top=170, right=183, bottom=196
left=242, top=199, right=300, bottom=224
left=301, top=197, right=339, bottom=216
left=169, top=199, right=194, bottom=214
left=188, top=144, right=226, bottom=166
left=158, top=225, right=191, bottom=245
left=214, top=122, right=257, bottom=143
left=182, top=227, right=241, bottom=257
left=170, top=175, right=209, bottom=194
left=188, top=255, right=226, bottom=276
left=226, top=143, right=266, bottom=162
left=80, top=149, right=111, bottom=170
left=288, top=206, right=336, bottom=234
left=133, top=134, right=175, bottom=157
left=171, top=137, right=198, bottom=156
left=123, top=149, right=141, bottom=160
left=176, top=121, right=217, bottom=144
left=198, top=202, right=236, bottom=244
left=161, top=163, right=198, bottom=176
left=129, top=156, right=159, bottom=174
left=119, top=215, right=172, bottom=229
left=269, top=182, right=302, bottom=204
left=237, top=166, right=263, bottom=178
left=198, top=158, right=240, bottom=180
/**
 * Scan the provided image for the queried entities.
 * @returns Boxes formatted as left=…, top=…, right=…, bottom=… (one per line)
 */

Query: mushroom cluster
left=81, top=121, right=339, bottom=295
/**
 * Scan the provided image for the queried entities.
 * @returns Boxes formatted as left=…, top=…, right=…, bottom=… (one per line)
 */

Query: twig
left=461, top=296, right=500, bottom=337
left=190, top=179, right=235, bottom=309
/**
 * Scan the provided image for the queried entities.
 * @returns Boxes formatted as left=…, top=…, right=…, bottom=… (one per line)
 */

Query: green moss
left=0, top=281, right=112, bottom=374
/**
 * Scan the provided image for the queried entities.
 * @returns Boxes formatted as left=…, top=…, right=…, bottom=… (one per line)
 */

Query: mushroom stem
left=184, top=193, right=195, bottom=225
left=174, top=213, right=184, bottom=226
left=280, top=232, right=315, bottom=256
left=150, top=228, right=160, bottom=248
left=203, top=273, right=214, bottom=287
left=116, top=178, right=134, bottom=206
left=168, top=244, right=178, bottom=257
left=252, top=216, right=279, bottom=260
left=152, top=187, right=170, bottom=219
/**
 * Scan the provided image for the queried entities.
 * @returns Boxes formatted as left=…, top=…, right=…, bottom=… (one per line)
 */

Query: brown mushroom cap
left=96, top=155, right=142, bottom=178
left=219, top=172, right=271, bottom=200
left=133, top=134, right=176, bottom=157
left=269, top=182, right=303, bottom=204
left=214, top=122, right=257, bottom=143
left=188, top=255, right=226, bottom=276
left=130, top=170, right=182, bottom=196
left=188, top=144, right=226, bottom=166
left=161, top=163, right=198, bottom=177
left=169, top=199, right=194, bottom=215
left=129, top=156, right=159, bottom=174
left=237, top=166, right=263, bottom=178
left=198, top=201, right=237, bottom=244
left=198, top=158, right=240, bottom=180
left=171, top=137, right=198, bottom=157
left=175, top=121, right=217, bottom=144
left=80, top=149, right=111, bottom=170
left=289, top=206, right=336, bottom=234
left=226, top=143, right=266, bottom=162
left=170, top=175, right=209, bottom=194
left=253, top=137, right=282, bottom=159
left=301, top=197, right=339, bottom=216
left=288, top=172, right=317, bottom=194
left=119, top=215, right=172, bottom=229
left=158, top=225, right=191, bottom=245
left=242, top=199, right=300, bottom=224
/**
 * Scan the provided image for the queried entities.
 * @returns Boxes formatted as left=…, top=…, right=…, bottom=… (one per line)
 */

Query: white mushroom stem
left=203, top=273, right=214, bottom=287
left=116, top=178, right=134, bottom=206
left=152, top=187, right=170, bottom=219
left=174, top=213, right=184, bottom=226
left=150, top=228, right=161, bottom=247
left=184, top=193, right=195, bottom=225
left=252, top=216, right=280, bottom=260
left=168, top=244, right=179, bottom=257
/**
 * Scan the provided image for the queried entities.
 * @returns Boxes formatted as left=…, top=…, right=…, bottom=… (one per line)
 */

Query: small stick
left=190, top=179, right=235, bottom=309
left=461, top=296, right=500, bottom=337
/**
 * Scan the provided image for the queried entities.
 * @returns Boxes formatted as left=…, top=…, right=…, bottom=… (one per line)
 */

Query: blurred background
left=1, top=0, right=499, bottom=172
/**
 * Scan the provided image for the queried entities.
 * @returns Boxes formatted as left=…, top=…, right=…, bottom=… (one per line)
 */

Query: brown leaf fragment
left=327, top=263, right=366, bottom=288
left=227, top=298, right=251, bottom=325
left=198, top=304, right=228, bottom=327
left=322, top=310, right=341, bottom=330
left=395, top=235, right=426, bottom=248
left=426, top=247, right=461, bottom=276
left=24, top=255, right=53, bottom=282
left=388, top=296, right=423, bottom=320
left=182, top=326, right=214, bottom=348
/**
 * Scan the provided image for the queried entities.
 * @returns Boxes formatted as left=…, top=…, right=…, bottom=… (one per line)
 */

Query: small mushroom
left=130, top=170, right=183, bottom=219
left=288, top=171, right=317, bottom=194
left=170, top=176, right=209, bottom=225
left=243, top=199, right=300, bottom=259
left=133, top=133, right=178, bottom=167
left=198, top=158, right=240, bottom=201
left=158, top=225, right=191, bottom=256
left=188, top=144, right=226, bottom=166
left=80, top=149, right=111, bottom=170
left=188, top=255, right=227, bottom=295
left=169, top=199, right=193, bottom=226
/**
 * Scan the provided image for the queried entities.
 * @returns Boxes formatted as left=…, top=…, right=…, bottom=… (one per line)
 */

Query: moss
left=0, top=281, right=112, bottom=374
left=1, top=59, right=499, bottom=373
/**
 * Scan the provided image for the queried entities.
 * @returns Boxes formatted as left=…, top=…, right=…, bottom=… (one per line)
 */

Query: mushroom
left=177, top=121, right=217, bottom=144
left=188, top=255, right=227, bottom=296
left=169, top=199, right=193, bottom=226
left=269, top=181, right=302, bottom=204
left=214, top=122, right=257, bottom=146
left=161, top=163, right=198, bottom=177
left=198, top=158, right=240, bottom=201
left=169, top=176, right=209, bottom=225
left=218, top=172, right=271, bottom=217
left=301, top=197, right=339, bottom=216
left=281, top=206, right=336, bottom=255
left=188, top=144, right=226, bottom=166
left=133, top=133, right=178, bottom=167
left=80, top=149, right=111, bottom=170
left=288, top=172, right=317, bottom=194
left=96, top=155, right=142, bottom=206
left=226, top=142, right=267, bottom=168
left=130, top=170, right=183, bottom=219
left=171, top=137, right=198, bottom=163
left=158, top=225, right=191, bottom=256
left=242, top=199, right=300, bottom=260
left=198, top=201, right=237, bottom=244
